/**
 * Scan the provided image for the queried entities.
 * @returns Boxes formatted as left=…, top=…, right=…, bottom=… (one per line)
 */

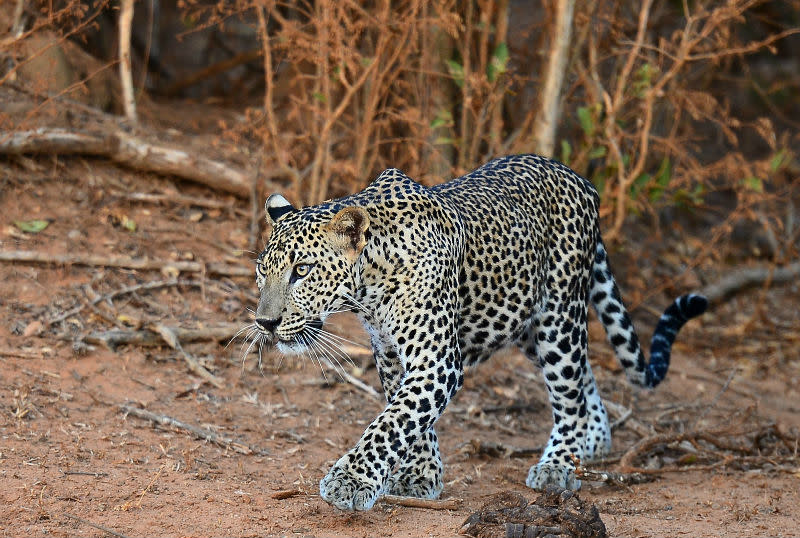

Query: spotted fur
left=253, top=154, right=707, bottom=510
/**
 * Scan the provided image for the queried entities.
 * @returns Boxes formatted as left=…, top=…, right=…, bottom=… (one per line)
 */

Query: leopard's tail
left=590, top=240, right=707, bottom=388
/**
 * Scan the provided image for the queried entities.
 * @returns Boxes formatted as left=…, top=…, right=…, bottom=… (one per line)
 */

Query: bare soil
left=1, top=92, right=799, bottom=538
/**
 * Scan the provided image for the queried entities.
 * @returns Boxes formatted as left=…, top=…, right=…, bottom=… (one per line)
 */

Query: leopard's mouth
left=274, top=319, right=324, bottom=354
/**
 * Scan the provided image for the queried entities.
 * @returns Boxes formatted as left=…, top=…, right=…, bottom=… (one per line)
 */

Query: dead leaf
left=161, top=265, right=180, bottom=278
left=22, top=320, right=44, bottom=337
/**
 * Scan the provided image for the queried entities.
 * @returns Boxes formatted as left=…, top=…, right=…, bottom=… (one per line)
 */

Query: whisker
left=226, top=323, right=255, bottom=349
left=342, top=292, right=368, bottom=314
left=257, top=338, right=265, bottom=373
left=307, top=327, right=357, bottom=369
left=238, top=327, right=259, bottom=352
left=314, top=338, right=350, bottom=382
left=311, top=326, right=368, bottom=349
left=302, top=333, right=329, bottom=384
left=241, top=332, right=260, bottom=365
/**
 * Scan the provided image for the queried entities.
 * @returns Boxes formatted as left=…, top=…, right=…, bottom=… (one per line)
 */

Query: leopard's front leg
left=371, top=344, right=444, bottom=499
left=320, top=331, right=462, bottom=510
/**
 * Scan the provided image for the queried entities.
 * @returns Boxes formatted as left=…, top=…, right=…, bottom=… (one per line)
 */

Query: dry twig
left=63, top=513, right=131, bottom=538
left=120, top=192, right=245, bottom=215
left=0, top=347, right=44, bottom=359
left=48, top=278, right=199, bottom=326
left=81, top=324, right=241, bottom=348
left=381, top=494, right=462, bottom=510
left=604, top=400, right=654, bottom=438
left=271, top=489, right=303, bottom=500
left=618, top=406, right=797, bottom=474
left=574, top=467, right=653, bottom=488
left=0, top=250, right=250, bottom=277
left=119, top=403, right=268, bottom=455
left=150, top=323, right=224, bottom=388
left=458, top=439, right=542, bottom=459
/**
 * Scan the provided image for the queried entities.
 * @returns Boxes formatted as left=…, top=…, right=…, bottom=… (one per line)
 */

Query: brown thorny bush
left=3, top=0, right=799, bottom=295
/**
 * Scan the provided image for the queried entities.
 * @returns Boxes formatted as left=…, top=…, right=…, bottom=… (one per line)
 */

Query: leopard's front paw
left=386, top=471, right=443, bottom=499
left=526, top=461, right=581, bottom=491
left=319, top=456, right=382, bottom=511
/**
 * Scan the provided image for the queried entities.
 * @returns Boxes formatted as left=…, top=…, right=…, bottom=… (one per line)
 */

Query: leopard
left=252, top=154, right=707, bottom=511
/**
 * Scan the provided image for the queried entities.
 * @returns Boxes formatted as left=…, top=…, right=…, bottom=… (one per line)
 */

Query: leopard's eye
left=290, top=263, right=314, bottom=283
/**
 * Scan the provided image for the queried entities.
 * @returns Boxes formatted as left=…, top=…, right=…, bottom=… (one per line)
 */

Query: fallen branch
left=0, top=250, right=251, bottom=277
left=82, top=324, right=240, bottom=348
left=0, top=128, right=262, bottom=198
left=119, top=403, right=268, bottom=455
left=700, top=260, right=800, bottom=305
left=381, top=494, right=462, bottom=510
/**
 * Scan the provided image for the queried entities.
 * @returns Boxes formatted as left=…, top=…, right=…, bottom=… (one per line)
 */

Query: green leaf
left=655, top=157, right=672, bottom=187
left=632, top=62, right=655, bottom=97
left=430, top=109, right=453, bottom=130
left=433, top=136, right=455, bottom=146
left=487, top=42, right=509, bottom=82
left=560, top=140, right=572, bottom=165
left=629, top=173, right=651, bottom=198
left=587, top=146, right=607, bottom=159
left=312, top=92, right=327, bottom=104
left=14, top=219, right=50, bottom=233
left=592, top=176, right=606, bottom=198
left=691, top=184, right=706, bottom=204
left=743, top=176, right=763, bottom=193
left=577, top=106, right=594, bottom=137
left=649, top=157, right=672, bottom=202
left=446, top=59, right=464, bottom=88
left=121, top=216, right=137, bottom=232
left=770, top=149, right=788, bottom=172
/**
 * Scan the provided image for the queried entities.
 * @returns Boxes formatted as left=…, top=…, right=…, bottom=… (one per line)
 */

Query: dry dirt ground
left=2, top=96, right=800, bottom=538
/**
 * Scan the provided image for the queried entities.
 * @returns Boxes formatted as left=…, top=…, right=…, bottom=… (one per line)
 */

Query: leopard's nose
left=255, top=317, right=282, bottom=333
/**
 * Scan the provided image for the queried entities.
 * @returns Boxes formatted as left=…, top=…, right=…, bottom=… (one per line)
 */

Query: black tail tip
left=678, top=294, right=708, bottom=319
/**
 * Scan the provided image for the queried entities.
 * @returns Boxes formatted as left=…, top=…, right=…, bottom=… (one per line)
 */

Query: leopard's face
left=254, top=197, right=369, bottom=354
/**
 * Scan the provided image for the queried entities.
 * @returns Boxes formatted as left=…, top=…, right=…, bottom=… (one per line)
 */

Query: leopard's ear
left=265, top=194, right=296, bottom=224
left=325, top=207, right=369, bottom=256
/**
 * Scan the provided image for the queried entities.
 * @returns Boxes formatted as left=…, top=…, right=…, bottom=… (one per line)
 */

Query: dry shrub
left=244, top=0, right=798, bottom=270
left=3, top=0, right=799, bottom=272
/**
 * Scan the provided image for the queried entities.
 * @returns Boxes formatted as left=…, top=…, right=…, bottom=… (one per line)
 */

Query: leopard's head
left=253, top=194, right=369, bottom=354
